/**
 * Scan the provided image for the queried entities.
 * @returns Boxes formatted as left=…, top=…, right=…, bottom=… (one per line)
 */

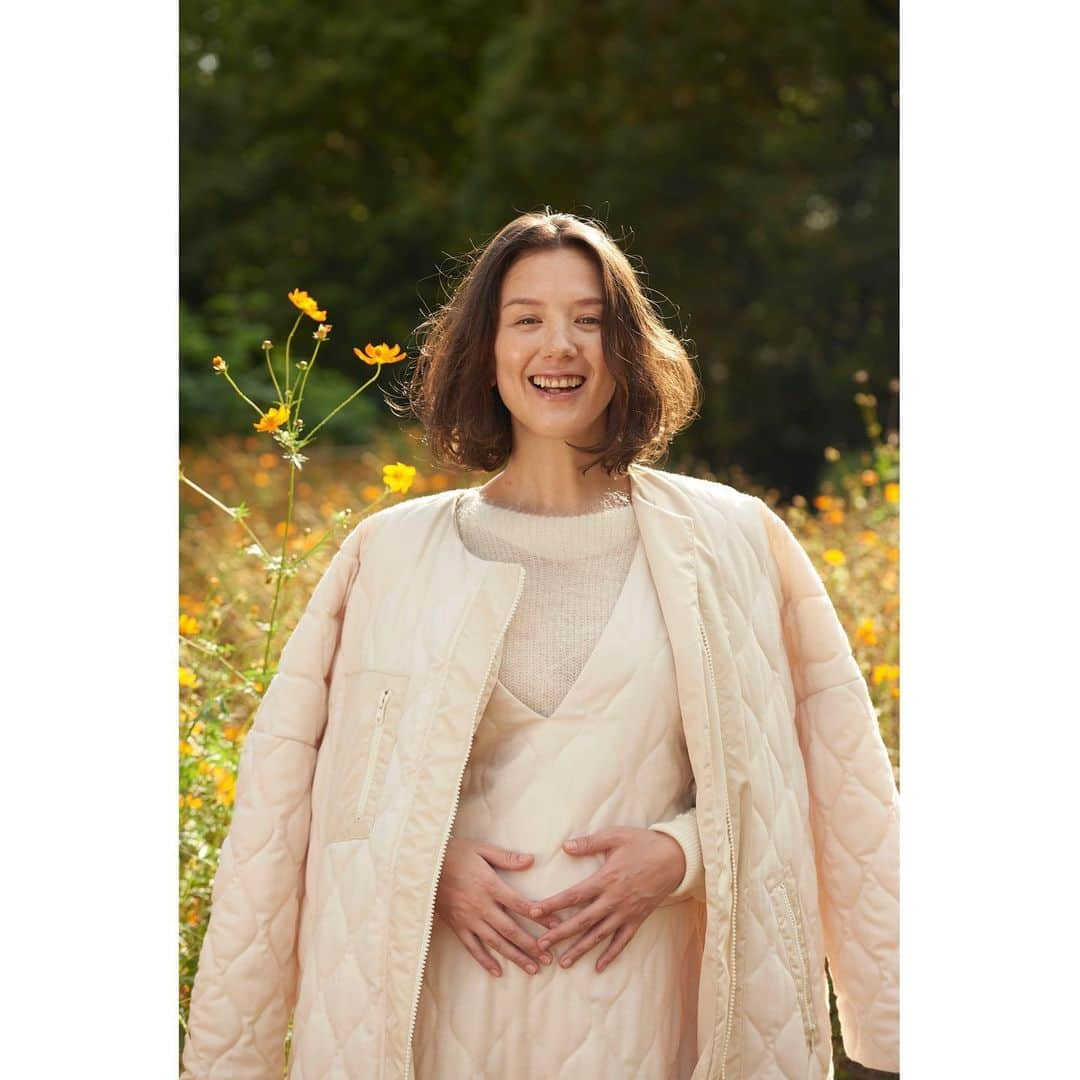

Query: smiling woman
left=181, top=210, right=898, bottom=1080
left=398, top=210, right=701, bottom=479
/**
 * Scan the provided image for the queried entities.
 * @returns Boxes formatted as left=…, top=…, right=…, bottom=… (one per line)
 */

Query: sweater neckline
left=455, top=485, right=638, bottom=562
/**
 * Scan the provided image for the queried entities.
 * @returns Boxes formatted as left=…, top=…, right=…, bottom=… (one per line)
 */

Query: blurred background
left=179, top=5, right=898, bottom=1077
left=180, top=0, right=898, bottom=498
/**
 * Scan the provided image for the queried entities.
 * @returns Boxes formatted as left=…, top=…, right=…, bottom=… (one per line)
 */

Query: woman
left=181, top=211, right=899, bottom=1080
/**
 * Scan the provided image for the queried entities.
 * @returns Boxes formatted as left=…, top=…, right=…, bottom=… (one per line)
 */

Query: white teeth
left=530, top=375, right=585, bottom=389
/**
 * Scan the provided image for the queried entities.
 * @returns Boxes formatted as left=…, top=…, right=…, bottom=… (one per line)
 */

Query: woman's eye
left=515, top=316, right=601, bottom=326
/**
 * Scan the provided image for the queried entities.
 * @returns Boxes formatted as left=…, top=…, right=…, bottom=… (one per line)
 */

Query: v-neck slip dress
left=412, top=538, right=704, bottom=1080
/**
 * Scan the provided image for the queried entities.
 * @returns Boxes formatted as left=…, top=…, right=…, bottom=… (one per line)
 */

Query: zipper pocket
left=769, top=871, right=817, bottom=1054
left=323, top=670, right=408, bottom=845
left=355, top=687, right=392, bottom=820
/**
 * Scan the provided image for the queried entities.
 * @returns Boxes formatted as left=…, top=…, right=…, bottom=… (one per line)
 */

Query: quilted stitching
left=180, top=472, right=899, bottom=1080
left=411, top=548, right=702, bottom=1078
left=180, top=519, right=370, bottom=1080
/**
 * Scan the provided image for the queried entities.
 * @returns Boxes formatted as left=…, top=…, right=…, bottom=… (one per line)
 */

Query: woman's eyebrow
left=501, top=296, right=604, bottom=309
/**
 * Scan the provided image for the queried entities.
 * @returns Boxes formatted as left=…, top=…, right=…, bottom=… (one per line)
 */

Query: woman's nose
left=542, top=322, right=575, bottom=356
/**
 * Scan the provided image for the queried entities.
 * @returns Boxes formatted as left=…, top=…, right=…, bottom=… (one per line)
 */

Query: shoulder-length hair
left=395, top=210, right=701, bottom=476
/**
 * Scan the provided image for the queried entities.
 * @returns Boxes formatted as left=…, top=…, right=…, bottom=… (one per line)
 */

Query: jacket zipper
left=776, top=881, right=816, bottom=1052
left=698, top=617, right=738, bottom=1080
left=402, top=569, right=526, bottom=1079
left=355, top=688, right=392, bottom=820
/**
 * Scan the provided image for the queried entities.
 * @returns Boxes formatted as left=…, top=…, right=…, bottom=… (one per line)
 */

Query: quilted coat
left=180, top=462, right=900, bottom=1080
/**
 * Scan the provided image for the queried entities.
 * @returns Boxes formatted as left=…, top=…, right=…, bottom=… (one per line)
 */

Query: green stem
left=300, top=363, right=383, bottom=445
left=261, top=455, right=298, bottom=680
left=284, top=313, right=303, bottom=400
left=291, top=339, right=323, bottom=437
left=264, top=344, right=283, bottom=404
left=222, top=372, right=264, bottom=416
left=179, top=635, right=258, bottom=697
left=179, top=471, right=270, bottom=559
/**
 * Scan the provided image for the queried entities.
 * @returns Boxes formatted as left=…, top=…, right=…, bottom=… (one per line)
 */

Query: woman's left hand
left=526, top=826, right=686, bottom=972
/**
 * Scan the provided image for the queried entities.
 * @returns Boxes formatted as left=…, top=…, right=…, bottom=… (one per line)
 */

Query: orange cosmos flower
left=353, top=342, right=407, bottom=365
left=254, top=404, right=290, bottom=432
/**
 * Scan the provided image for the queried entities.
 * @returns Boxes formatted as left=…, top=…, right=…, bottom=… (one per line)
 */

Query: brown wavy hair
left=394, top=209, right=701, bottom=476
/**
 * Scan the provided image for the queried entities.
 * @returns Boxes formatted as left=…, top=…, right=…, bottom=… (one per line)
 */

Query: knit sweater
left=455, top=485, right=705, bottom=900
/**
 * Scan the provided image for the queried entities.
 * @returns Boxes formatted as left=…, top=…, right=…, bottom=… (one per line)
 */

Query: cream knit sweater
left=455, top=485, right=704, bottom=900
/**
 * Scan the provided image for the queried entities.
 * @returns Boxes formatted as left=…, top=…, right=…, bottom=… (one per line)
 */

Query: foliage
left=180, top=0, right=898, bottom=494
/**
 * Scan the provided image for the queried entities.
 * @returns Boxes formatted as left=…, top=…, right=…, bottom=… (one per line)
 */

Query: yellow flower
left=813, top=495, right=835, bottom=512
left=179, top=740, right=194, bottom=756
left=824, top=509, right=845, bottom=525
left=885, top=547, right=899, bottom=563
left=890, top=685, right=900, bottom=699
left=288, top=288, right=328, bottom=322
left=855, top=617, right=878, bottom=646
left=857, top=530, right=879, bottom=546
left=383, top=462, right=417, bottom=494
left=178, top=614, right=200, bottom=636
left=211, top=355, right=227, bottom=373
left=214, top=771, right=236, bottom=806
left=353, top=342, right=407, bottom=365
left=861, top=469, right=879, bottom=486
left=254, top=404, right=290, bottom=432
left=197, top=760, right=213, bottom=774
left=822, top=548, right=846, bottom=566
left=179, top=666, right=198, bottom=688
left=872, top=663, right=900, bottom=686
left=191, top=720, right=205, bottom=736
left=884, top=482, right=900, bottom=504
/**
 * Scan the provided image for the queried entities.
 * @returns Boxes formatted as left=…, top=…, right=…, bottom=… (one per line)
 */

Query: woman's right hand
left=435, top=836, right=561, bottom=977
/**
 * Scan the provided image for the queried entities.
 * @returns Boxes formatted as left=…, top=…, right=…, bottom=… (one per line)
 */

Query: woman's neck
left=480, top=460, right=631, bottom=516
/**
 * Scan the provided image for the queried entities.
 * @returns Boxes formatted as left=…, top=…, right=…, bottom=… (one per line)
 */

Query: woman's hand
left=435, top=836, right=561, bottom=978
left=526, top=826, right=686, bottom=972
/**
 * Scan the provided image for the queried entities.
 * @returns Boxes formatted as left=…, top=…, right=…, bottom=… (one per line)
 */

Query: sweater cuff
left=649, top=807, right=706, bottom=904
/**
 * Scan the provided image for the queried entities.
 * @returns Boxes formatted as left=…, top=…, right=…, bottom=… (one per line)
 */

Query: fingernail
left=526, top=964, right=537, bottom=974
left=538, top=939, right=549, bottom=950
left=560, top=956, right=572, bottom=968
left=530, top=905, right=543, bottom=917
left=565, top=838, right=579, bottom=850
left=539, top=953, right=552, bottom=965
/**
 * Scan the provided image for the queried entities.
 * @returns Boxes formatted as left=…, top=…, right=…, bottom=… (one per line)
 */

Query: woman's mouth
left=528, top=374, right=587, bottom=400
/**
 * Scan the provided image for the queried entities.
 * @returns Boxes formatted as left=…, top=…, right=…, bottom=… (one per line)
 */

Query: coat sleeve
left=180, top=516, right=370, bottom=1080
left=650, top=807, right=707, bottom=905
left=754, top=497, right=900, bottom=1074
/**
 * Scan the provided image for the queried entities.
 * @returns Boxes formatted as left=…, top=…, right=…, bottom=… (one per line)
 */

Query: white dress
left=412, top=537, right=704, bottom=1079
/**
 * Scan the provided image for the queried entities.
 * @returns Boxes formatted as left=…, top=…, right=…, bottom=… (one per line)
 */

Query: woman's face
left=492, top=247, right=616, bottom=448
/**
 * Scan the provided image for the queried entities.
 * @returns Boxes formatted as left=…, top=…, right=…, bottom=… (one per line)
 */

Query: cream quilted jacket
left=180, top=463, right=900, bottom=1080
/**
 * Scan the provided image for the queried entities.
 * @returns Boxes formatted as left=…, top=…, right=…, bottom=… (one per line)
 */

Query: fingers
left=492, top=880, right=563, bottom=931
left=556, top=910, right=631, bottom=969
left=459, top=927, right=503, bottom=978
left=528, top=870, right=605, bottom=921
left=594, top=920, right=637, bottom=972
left=487, top=908, right=554, bottom=969
left=475, top=921, right=544, bottom=976
left=475, top=842, right=534, bottom=871
left=537, top=897, right=610, bottom=952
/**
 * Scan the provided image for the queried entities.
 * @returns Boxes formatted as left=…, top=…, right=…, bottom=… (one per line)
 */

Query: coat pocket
left=767, top=865, right=818, bottom=1055
left=324, top=669, right=409, bottom=844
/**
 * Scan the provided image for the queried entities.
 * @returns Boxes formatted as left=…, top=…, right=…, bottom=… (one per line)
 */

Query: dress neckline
left=492, top=537, right=645, bottom=721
